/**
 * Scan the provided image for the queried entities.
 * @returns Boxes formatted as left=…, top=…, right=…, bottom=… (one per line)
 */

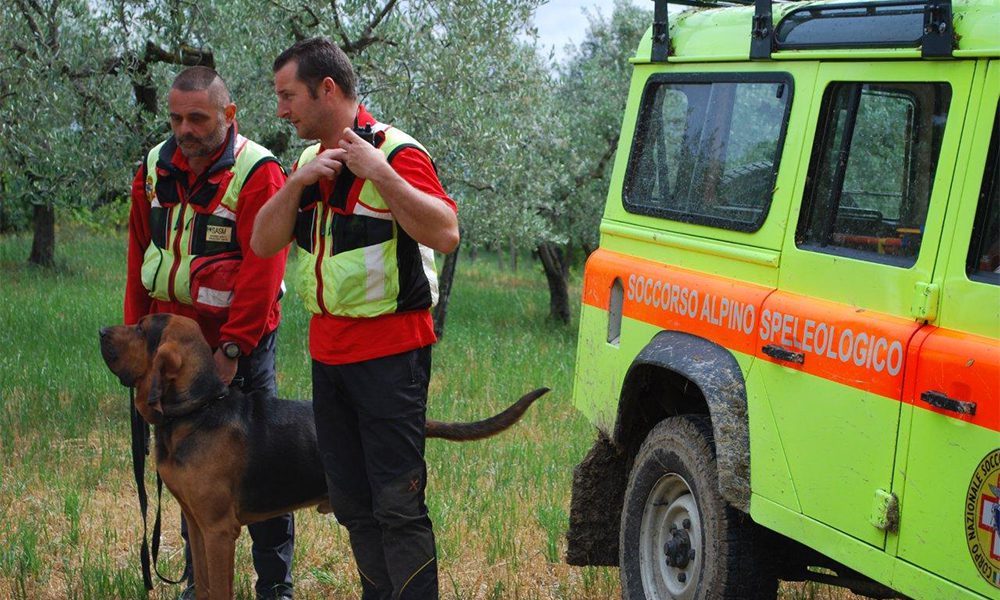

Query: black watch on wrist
left=221, top=342, right=242, bottom=360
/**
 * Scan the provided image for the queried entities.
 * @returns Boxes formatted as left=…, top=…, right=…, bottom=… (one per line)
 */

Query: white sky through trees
left=534, top=0, right=651, bottom=53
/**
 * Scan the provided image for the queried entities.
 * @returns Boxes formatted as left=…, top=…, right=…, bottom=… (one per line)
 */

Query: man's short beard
left=178, top=123, right=228, bottom=158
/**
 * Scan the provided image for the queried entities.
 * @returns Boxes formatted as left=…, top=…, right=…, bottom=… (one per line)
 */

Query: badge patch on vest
left=966, top=448, right=1000, bottom=589
left=206, top=225, right=233, bottom=243
left=145, top=175, right=156, bottom=202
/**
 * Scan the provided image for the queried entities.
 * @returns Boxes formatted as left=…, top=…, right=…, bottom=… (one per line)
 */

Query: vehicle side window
left=966, top=104, right=1000, bottom=285
left=623, top=74, right=792, bottom=232
left=796, top=82, right=952, bottom=267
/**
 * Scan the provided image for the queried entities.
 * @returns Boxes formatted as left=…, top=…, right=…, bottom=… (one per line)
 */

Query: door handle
left=920, top=390, right=977, bottom=416
left=761, top=344, right=805, bottom=365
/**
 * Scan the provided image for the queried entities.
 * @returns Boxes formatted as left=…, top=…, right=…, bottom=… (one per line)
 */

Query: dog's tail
left=425, top=387, right=549, bottom=441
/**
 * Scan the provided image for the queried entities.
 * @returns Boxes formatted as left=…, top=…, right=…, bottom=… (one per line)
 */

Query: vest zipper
left=314, top=202, right=330, bottom=315
left=190, top=253, right=240, bottom=278
left=167, top=196, right=188, bottom=303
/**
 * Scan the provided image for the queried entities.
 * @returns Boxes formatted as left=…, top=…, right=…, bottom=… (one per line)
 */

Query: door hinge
left=910, top=281, right=939, bottom=322
left=870, top=489, right=899, bottom=533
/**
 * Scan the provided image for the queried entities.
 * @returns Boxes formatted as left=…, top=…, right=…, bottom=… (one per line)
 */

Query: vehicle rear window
left=966, top=103, right=999, bottom=285
left=623, top=73, right=793, bottom=232
left=796, top=82, right=952, bottom=268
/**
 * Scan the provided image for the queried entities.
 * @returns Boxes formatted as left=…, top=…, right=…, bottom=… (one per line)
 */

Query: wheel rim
left=638, top=473, right=703, bottom=599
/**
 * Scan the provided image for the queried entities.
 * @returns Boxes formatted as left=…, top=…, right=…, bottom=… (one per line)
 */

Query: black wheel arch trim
left=613, top=329, right=751, bottom=512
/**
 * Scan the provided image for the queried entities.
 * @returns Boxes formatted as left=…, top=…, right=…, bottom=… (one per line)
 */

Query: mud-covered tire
left=620, top=416, right=777, bottom=600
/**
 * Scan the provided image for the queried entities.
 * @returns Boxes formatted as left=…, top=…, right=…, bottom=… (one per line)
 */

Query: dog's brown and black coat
left=100, top=313, right=546, bottom=600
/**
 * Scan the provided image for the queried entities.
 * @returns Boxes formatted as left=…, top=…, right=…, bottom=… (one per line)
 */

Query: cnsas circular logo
left=966, top=448, right=1000, bottom=589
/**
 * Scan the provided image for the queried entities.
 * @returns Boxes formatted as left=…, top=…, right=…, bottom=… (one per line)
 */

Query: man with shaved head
left=124, top=66, right=295, bottom=600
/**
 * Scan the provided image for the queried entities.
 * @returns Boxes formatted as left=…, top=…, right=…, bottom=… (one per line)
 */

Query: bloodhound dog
left=99, top=313, right=547, bottom=600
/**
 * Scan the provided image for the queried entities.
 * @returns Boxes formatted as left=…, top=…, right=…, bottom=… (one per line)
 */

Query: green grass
left=0, top=226, right=611, bottom=599
left=0, top=226, right=858, bottom=599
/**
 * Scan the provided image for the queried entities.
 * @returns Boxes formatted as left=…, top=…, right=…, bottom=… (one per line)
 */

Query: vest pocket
left=190, top=213, right=239, bottom=256
left=190, top=251, right=242, bottom=320
left=331, top=213, right=393, bottom=255
left=140, top=245, right=168, bottom=300
left=319, top=238, right=400, bottom=317
left=154, top=171, right=180, bottom=206
left=150, top=206, right=169, bottom=248
left=295, top=250, right=321, bottom=314
left=296, top=206, right=317, bottom=252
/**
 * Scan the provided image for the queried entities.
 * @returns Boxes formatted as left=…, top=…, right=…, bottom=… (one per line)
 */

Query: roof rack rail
left=750, top=0, right=775, bottom=59
left=650, top=0, right=954, bottom=62
left=651, top=0, right=756, bottom=61
left=921, top=0, right=954, bottom=57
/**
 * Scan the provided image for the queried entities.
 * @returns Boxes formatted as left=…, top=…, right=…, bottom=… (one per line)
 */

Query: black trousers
left=181, top=328, right=295, bottom=598
left=312, top=346, right=438, bottom=600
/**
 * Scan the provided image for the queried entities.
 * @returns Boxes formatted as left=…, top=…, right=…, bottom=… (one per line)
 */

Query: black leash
left=129, top=388, right=186, bottom=591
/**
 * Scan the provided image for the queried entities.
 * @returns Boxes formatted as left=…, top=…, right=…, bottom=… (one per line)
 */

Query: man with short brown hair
left=253, top=38, right=459, bottom=600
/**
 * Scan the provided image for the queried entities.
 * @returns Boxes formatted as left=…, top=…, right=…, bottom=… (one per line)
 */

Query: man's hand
left=338, top=128, right=392, bottom=182
left=336, top=126, right=459, bottom=253
left=213, top=349, right=238, bottom=386
left=290, top=148, right=346, bottom=187
left=252, top=148, right=345, bottom=258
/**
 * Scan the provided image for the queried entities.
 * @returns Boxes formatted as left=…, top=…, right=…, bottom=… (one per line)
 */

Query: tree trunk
left=510, top=235, right=518, bottom=272
left=468, top=245, right=477, bottom=263
left=537, top=241, right=570, bottom=324
left=0, top=177, right=7, bottom=233
left=29, top=203, right=55, bottom=267
left=433, top=243, right=460, bottom=339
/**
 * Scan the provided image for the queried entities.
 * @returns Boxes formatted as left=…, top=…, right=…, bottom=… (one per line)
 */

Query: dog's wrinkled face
left=99, top=314, right=220, bottom=424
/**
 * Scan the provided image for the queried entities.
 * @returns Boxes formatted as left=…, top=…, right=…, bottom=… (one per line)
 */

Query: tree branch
left=336, top=0, right=400, bottom=55
left=143, top=41, right=214, bottom=68
left=451, top=179, right=496, bottom=193
left=12, top=0, right=45, bottom=49
left=45, top=0, right=60, bottom=51
left=64, top=55, right=129, bottom=79
left=555, top=132, right=619, bottom=204
left=360, top=0, right=399, bottom=44
left=66, top=76, right=137, bottom=132
left=330, top=0, right=352, bottom=50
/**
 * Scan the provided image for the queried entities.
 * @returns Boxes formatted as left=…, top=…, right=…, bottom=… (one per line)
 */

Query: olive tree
left=1, top=0, right=221, bottom=265
left=533, top=0, right=650, bottom=323
left=2, top=0, right=648, bottom=332
left=198, top=0, right=551, bottom=334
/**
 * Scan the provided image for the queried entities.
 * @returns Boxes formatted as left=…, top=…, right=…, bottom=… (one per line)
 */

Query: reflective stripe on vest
left=294, top=125, right=440, bottom=317
left=140, top=134, right=276, bottom=305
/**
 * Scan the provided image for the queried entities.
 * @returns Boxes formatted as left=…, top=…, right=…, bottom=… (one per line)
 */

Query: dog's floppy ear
left=146, top=342, right=183, bottom=409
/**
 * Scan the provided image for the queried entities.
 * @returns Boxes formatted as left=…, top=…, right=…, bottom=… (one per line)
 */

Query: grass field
left=0, top=226, right=858, bottom=599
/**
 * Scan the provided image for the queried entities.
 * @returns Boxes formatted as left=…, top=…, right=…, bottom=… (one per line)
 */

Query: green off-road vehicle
left=565, top=1, right=1000, bottom=599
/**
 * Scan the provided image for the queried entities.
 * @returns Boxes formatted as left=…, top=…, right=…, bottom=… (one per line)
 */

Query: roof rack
left=649, top=0, right=954, bottom=61
left=651, top=0, right=757, bottom=61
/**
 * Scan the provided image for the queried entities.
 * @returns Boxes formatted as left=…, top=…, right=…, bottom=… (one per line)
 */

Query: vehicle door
left=895, top=59, right=1000, bottom=598
left=750, top=60, right=975, bottom=549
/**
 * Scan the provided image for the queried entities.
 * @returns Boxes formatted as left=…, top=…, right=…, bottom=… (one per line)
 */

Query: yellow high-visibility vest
left=294, top=125, right=439, bottom=317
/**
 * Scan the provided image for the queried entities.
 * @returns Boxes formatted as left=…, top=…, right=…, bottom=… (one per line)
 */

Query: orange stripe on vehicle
left=758, top=291, right=920, bottom=401
left=582, top=249, right=999, bottom=433
left=582, top=249, right=772, bottom=358
left=908, top=326, right=1000, bottom=431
